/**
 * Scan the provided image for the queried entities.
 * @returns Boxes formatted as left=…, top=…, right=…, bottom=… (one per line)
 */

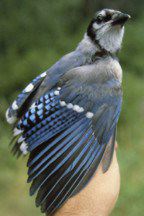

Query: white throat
left=98, top=26, right=125, bottom=53
left=76, top=25, right=124, bottom=57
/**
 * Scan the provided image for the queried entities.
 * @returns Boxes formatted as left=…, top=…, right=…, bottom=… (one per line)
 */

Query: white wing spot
left=18, top=136, right=25, bottom=143
left=57, top=87, right=61, bottom=91
left=60, top=101, right=66, bottom=107
left=54, top=90, right=60, bottom=96
left=86, top=112, right=94, bottom=119
left=30, top=102, right=37, bottom=109
left=79, top=107, right=84, bottom=113
left=100, top=10, right=106, bottom=16
left=73, top=105, right=84, bottom=113
left=40, top=72, right=47, bottom=77
left=24, top=83, right=34, bottom=93
left=67, top=103, right=73, bottom=109
left=13, top=128, right=23, bottom=136
left=12, top=101, right=18, bottom=110
left=73, top=105, right=80, bottom=112
left=93, top=23, right=99, bottom=30
left=6, top=109, right=17, bottom=124
left=60, top=101, right=84, bottom=113
left=20, top=142, right=28, bottom=155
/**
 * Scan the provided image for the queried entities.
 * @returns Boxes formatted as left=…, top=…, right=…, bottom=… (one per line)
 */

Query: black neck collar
left=91, top=46, right=116, bottom=62
left=87, top=20, right=113, bottom=57
left=87, top=19, right=108, bottom=52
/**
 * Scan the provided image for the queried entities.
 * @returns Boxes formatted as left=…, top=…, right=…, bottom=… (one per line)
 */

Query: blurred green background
left=0, top=1, right=144, bottom=216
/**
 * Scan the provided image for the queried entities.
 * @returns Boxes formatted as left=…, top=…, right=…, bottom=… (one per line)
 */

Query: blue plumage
left=7, top=69, right=122, bottom=214
left=27, top=118, right=87, bottom=167
left=36, top=134, right=97, bottom=208
left=6, top=72, right=47, bottom=122
left=6, top=11, right=125, bottom=213
left=7, top=70, right=122, bottom=215
left=29, top=123, right=90, bottom=184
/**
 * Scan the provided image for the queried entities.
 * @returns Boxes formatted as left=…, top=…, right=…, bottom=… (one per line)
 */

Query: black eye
left=104, top=14, right=112, bottom=22
left=96, top=15, right=103, bottom=23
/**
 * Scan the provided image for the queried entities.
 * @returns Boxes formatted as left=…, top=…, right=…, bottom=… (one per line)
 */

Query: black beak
left=112, top=13, right=131, bottom=26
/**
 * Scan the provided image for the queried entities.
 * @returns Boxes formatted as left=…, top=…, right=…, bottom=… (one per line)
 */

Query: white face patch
left=92, top=11, right=106, bottom=31
left=98, top=26, right=125, bottom=53
left=93, top=22, right=101, bottom=30
left=99, top=10, right=106, bottom=17
left=87, top=9, right=126, bottom=53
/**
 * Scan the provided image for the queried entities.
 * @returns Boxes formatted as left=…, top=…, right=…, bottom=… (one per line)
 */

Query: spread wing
left=7, top=64, right=122, bottom=215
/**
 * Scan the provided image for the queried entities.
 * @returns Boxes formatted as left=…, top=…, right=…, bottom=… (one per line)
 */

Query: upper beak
left=112, top=13, right=131, bottom=26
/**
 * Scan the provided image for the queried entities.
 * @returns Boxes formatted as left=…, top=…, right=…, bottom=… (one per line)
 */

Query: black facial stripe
left=87, top=11, right=114, bottom=52
left=87, top=20, right=107, bottom=52
left=96, top=15, right=103, bottom=24
left=87, top=19, right=96, bottom=42
left=94, top=11, right=113, bottom=24
left=103, top=13, right=112, bottom=22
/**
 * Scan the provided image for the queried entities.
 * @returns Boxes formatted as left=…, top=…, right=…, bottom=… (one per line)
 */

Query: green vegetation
left=0, top=1, right=144, bottom=216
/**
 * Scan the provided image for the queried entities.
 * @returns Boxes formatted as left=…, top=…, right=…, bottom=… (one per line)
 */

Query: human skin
left=54, top=149, right=120, bottom=216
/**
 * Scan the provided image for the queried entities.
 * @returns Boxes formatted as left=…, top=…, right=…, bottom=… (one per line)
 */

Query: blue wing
left=6, top=71, right=46, bottom=124
left=9, top=67, right=122, bottom=215
left=6, top=50, right=87, bottom=124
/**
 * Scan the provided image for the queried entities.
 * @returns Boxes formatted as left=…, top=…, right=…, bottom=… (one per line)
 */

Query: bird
left=6, top=9, right=130, bottom=216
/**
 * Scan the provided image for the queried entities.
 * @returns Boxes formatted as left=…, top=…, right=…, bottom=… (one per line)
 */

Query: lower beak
left=112, top=13, right=131, bottom=26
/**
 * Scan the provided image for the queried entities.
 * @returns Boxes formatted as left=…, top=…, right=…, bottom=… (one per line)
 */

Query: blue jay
left=6, top=9, right=130, bottom=215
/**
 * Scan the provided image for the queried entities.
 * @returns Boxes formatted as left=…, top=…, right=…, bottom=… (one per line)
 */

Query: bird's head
left=87, top=9, right=131, bottom=54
